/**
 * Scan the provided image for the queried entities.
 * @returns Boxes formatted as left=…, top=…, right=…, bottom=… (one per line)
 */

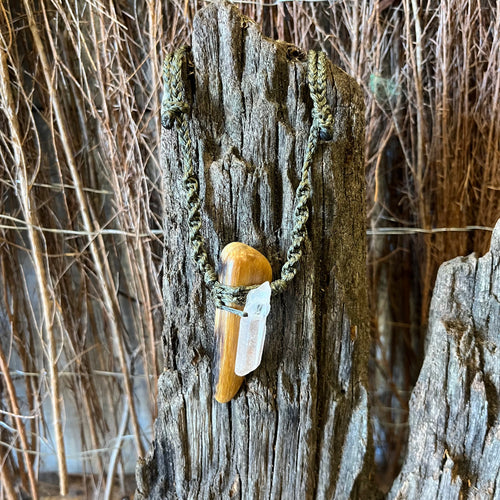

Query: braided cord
left=162, top=47, right=333, bottom=308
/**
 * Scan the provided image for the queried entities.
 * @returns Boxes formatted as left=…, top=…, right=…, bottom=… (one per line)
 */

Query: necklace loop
left=162, top=45, right=333, bottom=308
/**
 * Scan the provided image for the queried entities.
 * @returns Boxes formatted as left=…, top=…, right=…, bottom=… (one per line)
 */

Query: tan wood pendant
left=214, top=242, right=272, bottom=403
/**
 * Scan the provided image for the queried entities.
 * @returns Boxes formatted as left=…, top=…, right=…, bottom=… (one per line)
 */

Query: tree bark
left=389, top=219, right=500, bottom=499
left=136, top=2, right=369, bottom=499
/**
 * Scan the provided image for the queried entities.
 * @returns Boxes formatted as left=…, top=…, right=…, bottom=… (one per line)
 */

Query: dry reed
left=0, top=0, right=498, bottom=497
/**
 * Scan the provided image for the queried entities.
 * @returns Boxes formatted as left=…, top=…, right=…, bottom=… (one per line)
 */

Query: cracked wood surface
left=136, top=2, right=369, bottom=499
left=389, top=219, right=500, bottom=500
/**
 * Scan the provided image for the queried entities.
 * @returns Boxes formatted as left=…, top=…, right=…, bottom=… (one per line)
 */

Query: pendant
left=235, top=281, right=272, bottom=376
left=214, top=242, right=272, bottom=403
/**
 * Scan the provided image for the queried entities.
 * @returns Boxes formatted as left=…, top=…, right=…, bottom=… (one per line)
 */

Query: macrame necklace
left=162, top=46, right=333, bottom=403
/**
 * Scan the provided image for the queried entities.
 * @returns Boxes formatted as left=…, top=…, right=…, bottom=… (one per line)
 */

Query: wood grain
left=136, top=2, right=369, bottom=498
left=389, top=219, right=500, bottom=500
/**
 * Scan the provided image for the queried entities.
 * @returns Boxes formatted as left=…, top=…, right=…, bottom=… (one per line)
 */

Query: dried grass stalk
left=0, top=30, right=62, bottom=498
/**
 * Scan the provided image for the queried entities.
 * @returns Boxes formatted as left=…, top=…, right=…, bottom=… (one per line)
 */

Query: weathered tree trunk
left=136, top=2, right=369, bottom=499
left=389, top=219, right=500, bottom=499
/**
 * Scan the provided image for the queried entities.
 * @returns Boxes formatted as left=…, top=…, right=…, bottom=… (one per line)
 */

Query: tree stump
left=389, top=219, right=500, bottom=499
left=136, top=2, right=368, bottom=498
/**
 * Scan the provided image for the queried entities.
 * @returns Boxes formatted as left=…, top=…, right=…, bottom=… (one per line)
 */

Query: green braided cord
left=308, top=51, right=334, bottom=142
left=162, top=47, right=333, bottom=308
left=162, top=47, right=219, bottom=291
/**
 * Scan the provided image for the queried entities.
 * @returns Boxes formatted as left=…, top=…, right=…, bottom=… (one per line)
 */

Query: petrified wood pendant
left=214, top=242, right=272, bottom=403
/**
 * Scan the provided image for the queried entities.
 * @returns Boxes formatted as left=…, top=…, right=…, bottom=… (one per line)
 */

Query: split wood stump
left=389, top=218, right=500, bottom=499
left=136, top=2, right=369, bottom=499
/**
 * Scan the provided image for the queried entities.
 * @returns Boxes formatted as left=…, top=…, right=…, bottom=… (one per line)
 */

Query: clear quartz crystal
left=235, top=281, right=272, bottom=376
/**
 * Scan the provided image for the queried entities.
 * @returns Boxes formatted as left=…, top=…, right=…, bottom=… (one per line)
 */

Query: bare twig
left=1, top=28, right=58, bottom=499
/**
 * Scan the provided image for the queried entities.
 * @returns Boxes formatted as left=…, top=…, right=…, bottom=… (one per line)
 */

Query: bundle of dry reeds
left=1, top=0, right=164, bottom=496
left=1, top=0, right=498, bottom=497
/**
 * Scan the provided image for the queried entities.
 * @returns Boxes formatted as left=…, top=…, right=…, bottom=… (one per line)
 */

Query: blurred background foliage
left=0, top=0, right=498, bottom=497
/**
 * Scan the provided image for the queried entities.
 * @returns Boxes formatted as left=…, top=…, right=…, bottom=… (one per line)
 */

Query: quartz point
left=234, top=281, right=272, bottom=376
